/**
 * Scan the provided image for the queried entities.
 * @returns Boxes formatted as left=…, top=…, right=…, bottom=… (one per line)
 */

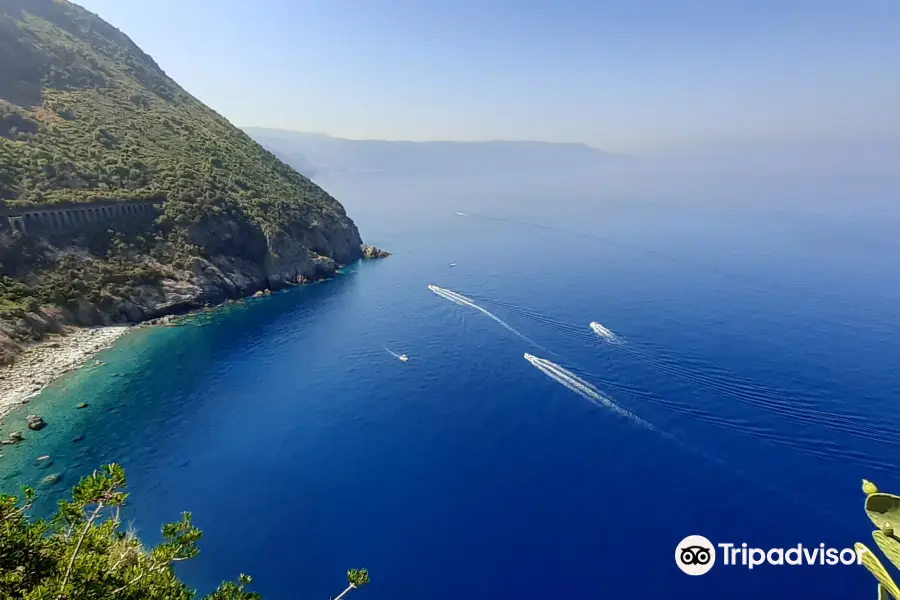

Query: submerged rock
left=41, top=473, right=62, bottom=486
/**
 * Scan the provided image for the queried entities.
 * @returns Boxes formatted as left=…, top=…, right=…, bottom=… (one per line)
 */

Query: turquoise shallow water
left=2, top=168, right=899, bottom=599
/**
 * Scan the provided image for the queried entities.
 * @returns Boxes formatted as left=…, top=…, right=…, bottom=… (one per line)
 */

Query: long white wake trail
left=524, top=353, right=654, bottom=431
left=429, top=284, right=541, bottom=347
left=385, top=347, right=405, bottom=361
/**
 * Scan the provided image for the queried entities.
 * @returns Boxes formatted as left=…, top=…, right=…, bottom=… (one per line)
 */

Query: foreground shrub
left=0, top=464, right=369, bottom=599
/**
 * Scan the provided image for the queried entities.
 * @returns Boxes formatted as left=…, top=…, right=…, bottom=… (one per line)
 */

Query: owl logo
left=676, top=535, right=716, bottom=575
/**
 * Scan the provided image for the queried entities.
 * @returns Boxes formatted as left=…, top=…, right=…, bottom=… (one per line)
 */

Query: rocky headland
left=0, top=0, right=391, bottom=368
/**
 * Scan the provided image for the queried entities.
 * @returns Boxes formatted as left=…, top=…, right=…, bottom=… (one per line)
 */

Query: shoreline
left=0, top=252, right=391, bottom=424
left=0, top=325, right=132, bottom=422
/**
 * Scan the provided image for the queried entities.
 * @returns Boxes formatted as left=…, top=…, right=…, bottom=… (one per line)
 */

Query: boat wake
left=428, top=284, right=543, bottom=348
left=524, top=353, right=654, bottom=431
left=385, top=347, right=409, bottom=362
left=589, top=321, right=620, bottom=343
left=466, top=292, right=900, bottom=459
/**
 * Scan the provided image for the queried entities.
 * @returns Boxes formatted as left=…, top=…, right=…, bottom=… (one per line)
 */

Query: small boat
left=399, top=354, right=409, bottom=362
left=449, top=262, right=456, bottom=267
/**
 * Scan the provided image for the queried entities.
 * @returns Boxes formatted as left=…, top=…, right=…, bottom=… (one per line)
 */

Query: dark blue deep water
left=2, top=165, right=899, bottom=599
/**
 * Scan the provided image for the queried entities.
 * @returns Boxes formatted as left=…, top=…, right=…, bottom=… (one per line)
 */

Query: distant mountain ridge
left=243, top=128, right=613, bottom=177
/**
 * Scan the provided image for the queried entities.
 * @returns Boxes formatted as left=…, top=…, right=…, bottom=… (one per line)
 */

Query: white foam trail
left=428, top=284, right=539, bottom=346
left=589, top=321, right=619, bottom=343
left=524, top=353, right=654, bottom=430
left=384, top=347, right=408, bottom=361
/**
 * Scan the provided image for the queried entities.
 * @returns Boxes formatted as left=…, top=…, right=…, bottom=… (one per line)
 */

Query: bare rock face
left=263, top=232, right=314, bottom=290
left=361, top=244, right=391, bottom=259
left=310, top=253, right=338, bottom=279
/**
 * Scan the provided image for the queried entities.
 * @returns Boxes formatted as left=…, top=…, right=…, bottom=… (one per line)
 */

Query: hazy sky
left=75, top=0, right=900, bottom=152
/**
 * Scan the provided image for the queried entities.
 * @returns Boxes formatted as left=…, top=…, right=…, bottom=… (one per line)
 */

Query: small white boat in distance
left=385, top=346, right=410, bottom=362
left=455, top=211, right=469, bottom=217
left=589, top=321, right=617, bottom=342
left=449, top=262, right=456, bottom=267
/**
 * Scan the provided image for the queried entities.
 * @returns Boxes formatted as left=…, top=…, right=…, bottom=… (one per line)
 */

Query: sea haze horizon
left=2, top=161, right=898, bottom=600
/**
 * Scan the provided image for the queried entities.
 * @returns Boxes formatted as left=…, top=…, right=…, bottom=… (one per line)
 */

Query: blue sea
left=2, top=162, right=899, bottom=599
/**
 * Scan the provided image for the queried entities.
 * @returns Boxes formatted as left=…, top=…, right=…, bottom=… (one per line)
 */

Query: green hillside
left=0, top=0, right=366, bottom=358
left=0, top=0, right=351, bottom=234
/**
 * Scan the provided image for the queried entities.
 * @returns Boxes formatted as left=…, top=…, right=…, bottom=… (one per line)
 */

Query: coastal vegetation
left=0, top=0, right=367, bottom=359
left=0, top=0, right=347, bottom=222
left=0, top=464, right=370, bottom=599
left=857, top=479, right=900, bottom=599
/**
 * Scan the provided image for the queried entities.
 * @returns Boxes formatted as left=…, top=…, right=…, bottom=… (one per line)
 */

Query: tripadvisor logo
left=676, top=535, right=716, bottom=575
left=675, top=535, right=863, bottom=575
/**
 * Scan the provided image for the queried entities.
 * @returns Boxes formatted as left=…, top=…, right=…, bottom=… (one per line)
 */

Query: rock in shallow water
left=41, top=473, right=62, bottom=486
left=26, top=414, right=46, bottom=430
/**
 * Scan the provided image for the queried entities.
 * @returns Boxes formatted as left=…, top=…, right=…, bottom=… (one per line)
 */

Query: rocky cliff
left=0, top=0, right=379, bottom=363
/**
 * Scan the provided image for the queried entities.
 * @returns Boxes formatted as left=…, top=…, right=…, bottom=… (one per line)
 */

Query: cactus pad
left=874, top=530, right=900, bottom=572
left=866, top=494, right=900, bottom=533
left=856, top=543, right=900, bottom=600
